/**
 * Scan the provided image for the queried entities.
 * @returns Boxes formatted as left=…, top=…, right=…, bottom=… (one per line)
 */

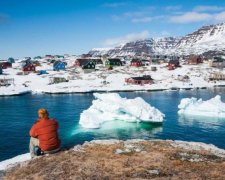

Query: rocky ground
left=2, top=139, right=225, bottom=180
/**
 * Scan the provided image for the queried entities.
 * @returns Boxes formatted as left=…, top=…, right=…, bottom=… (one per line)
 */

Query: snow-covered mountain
left=88, top=37, right=179, bottom=57
left=172, top=22, right=225, bottom=55
left=88, top=22, right=225, bottom=57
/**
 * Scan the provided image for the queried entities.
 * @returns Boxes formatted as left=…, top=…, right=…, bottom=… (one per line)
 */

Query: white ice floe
left=178, top=95, right=225, bottom=118
left=0, top=153, right=30, bottom=171
left=79, top=93, right=165, bottom=128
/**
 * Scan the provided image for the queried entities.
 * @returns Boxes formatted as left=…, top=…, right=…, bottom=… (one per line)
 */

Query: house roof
left=22, top=59, right=32, bottom=63
left=169, top=60, right=179, bottom=64
left=106, top=58, right=122, bottom=65
left=141, top=59, right=151, bottom=62
left=76, top=59, right=102, bottom=66
left=108, top=58, right=121, bottom=62
left=76, top=59, right=93, bottom=66
left=108, top=58, right=121, bottom=61
left=188, top=55, right=202, bottom=60
left=53, top=61, right=65, bottom=66
left=23, top=63, right=35, bottom=68
left=131, top=59, right=142, bottom=63
left=0, top=62, right=11, bottom=65
left=34, top=56, right=42, bottom=59
left=213, top=57, right=224, bottom=62
left=130, top=75, right=153, bottom=81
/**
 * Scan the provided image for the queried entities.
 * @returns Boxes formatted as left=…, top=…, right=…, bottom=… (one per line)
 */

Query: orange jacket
left=30, top=118, right=60, bottom=151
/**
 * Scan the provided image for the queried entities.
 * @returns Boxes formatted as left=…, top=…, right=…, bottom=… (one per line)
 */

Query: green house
left=104, top=58, right=122, bottom=68
left=83, top=60, right=95, bottom=69
left=75, top=59, right=102, bottom=69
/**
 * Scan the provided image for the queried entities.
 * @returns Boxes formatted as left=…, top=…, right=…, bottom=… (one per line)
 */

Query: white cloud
left=168, top=10, right=225, bottom=24
left=193, top=6, right=225, bottom=12
left=110, top=4, right=225, bottom=24
left=169, top=12, right=212, bottom=23
left=103, top=30, right=149, bottom=47
left=131, top=15, right=164, bottom=23
left=214, top=11, right=225, bottom=21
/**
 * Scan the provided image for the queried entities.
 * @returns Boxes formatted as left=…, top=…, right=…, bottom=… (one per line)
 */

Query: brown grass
left=3, top=140, right=225, bottom=180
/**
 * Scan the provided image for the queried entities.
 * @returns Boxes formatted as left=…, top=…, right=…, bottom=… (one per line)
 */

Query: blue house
left=0, top=67, right=2, bottom=75
left=53, top=61, right=66, bottom=71
left=8, top=57, right=15, bottom=64
left=38, top=70, right=48, bottom=75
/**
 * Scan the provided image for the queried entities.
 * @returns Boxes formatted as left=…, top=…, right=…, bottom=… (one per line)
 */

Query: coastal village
left=1, top=53, right=225, bottom=95
left=2, top=0, right=225, bottom=178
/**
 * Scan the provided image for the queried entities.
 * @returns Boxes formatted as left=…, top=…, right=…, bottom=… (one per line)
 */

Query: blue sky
left=0, top=0, right=225, bottom=59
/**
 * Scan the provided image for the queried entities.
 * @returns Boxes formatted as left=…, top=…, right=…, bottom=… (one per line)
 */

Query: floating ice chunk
left=79, top=93, right=164, bottom=128
left=178, top=95, right=225, bottom=118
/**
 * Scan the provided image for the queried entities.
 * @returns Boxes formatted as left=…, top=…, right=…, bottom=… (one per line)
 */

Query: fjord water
left=1, top=89, right=225, bottom=161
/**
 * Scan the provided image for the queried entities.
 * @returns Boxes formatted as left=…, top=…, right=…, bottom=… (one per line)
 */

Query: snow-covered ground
left=178, top=95, right=225, bottom=118
left=79, top=93, right=164, bottom=128
left=1, top=58, right=225, bottom=96
left=0, top=153, right=30, bottom=171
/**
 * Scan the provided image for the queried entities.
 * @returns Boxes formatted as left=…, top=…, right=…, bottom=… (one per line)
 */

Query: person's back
left=29, top=108, right=60, bottom=158
left=30, top=118, right=60, bottom=151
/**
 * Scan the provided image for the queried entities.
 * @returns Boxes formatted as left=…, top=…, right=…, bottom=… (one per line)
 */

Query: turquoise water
left=0, top=89, right=225, bottom=161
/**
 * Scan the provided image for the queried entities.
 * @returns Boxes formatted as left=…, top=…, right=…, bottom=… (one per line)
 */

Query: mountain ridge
left=88, top=22, right=225, bottom=57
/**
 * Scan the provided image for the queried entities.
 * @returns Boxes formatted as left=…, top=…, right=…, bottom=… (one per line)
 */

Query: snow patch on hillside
left=0, top=153, right=30, bottom=171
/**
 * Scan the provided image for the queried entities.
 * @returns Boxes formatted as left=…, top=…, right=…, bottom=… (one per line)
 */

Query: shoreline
left=0, top=85, right=224, bottom=97
left=1, top=139, right=224, bottom=169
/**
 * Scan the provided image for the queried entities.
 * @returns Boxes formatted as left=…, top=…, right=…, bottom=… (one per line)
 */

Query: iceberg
left=178, top=95, right=225, bottom=118
left=79, top=93, right=165, bottom=128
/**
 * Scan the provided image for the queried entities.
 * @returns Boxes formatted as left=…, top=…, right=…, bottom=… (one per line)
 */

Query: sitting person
left=29, top=108, right=60, bottom=158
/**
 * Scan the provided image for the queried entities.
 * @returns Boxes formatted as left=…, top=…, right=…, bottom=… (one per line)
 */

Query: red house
left=130, top=59, right=143, bottom=67
left=168, top=60, right=180, bottom=70
left=125, top=75, right=153, bottom=85
left=187, top=55, right=203, bottom=65
left=23, top=64, right=36, bottom=72
left=0, top=62, right=12, bottom=69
